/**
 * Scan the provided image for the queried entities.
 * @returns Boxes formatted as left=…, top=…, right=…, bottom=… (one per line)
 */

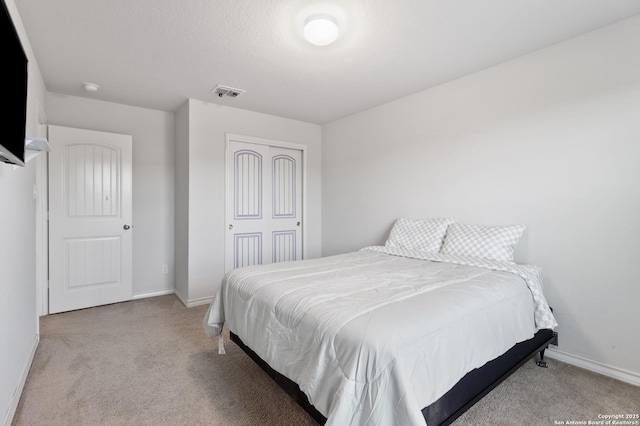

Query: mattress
left=203, top=247, right=557, bottom=426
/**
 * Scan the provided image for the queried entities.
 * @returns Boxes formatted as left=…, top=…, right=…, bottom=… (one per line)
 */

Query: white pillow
left=440, top=223, right=526, bottom=262
left=385, top=217, right=455, bottom=253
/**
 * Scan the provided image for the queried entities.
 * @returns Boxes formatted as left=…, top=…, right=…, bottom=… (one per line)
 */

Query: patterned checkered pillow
left=440, top=223, right=526, bottom=262
left=385, top=217, right=454, bottom=253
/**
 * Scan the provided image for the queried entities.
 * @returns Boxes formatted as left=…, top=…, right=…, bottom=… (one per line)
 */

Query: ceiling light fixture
left=304, top=15, right=339, bottom=46
left=82, top=82, right=99, bottom=92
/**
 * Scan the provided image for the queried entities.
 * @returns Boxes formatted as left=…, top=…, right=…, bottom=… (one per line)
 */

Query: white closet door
left=270, top=146, right=302, bottom=264
left=225, top=136, right=303, bottom=272
left=48, top=125, right=133, bottom=313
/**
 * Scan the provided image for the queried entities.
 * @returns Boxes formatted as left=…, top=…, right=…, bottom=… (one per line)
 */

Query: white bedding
left=203, top=247, right=557, bottom=426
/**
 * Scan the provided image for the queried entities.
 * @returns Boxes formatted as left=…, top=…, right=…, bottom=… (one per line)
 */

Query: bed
left=203, top=219, right=558, bottom=426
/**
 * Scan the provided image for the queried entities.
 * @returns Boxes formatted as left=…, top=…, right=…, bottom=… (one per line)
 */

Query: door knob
left=123, top=224, right=131, bottom=230
left=229, top=224, right=233, bottom=230
left=297, top=222, right=301, bottom=226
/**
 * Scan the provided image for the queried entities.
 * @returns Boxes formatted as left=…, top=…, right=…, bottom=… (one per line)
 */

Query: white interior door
left=225, top=135, right=303, bottom=272
left=48, top=125, right=133, bottom=313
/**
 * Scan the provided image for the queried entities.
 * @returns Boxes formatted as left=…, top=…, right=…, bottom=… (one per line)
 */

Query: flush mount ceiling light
left=82, top=82, right=99, bottom=92
left=304, top=15, right=339, bottom=46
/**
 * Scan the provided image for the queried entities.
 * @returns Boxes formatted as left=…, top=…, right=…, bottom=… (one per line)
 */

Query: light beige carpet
left=13, top=294, right=639, bottom=426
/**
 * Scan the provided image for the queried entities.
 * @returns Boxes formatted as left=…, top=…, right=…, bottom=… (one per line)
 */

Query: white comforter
left=203, top=247, right=557, bottom=426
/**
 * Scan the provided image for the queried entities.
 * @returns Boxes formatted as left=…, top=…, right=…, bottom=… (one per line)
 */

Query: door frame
left=224, top=133, right=307, bottom=273
left=35, top=99, right=49, bottom=317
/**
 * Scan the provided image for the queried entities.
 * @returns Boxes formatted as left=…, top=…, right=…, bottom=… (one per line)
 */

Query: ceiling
left=15, top=0, right=640, bottom=124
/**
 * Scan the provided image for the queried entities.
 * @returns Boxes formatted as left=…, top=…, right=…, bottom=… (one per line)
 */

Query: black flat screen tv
left=0, top=0, right=28, bottom=167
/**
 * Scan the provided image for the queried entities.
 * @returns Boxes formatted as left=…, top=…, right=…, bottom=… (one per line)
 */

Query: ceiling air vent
left=212, top=85, right=245, bottom=98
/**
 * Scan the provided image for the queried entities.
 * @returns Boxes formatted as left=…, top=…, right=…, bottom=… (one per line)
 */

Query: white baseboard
left=132, top=289, right=174, bottom=300
left=2, top=333, right=39, bottom=426
left=546, top=347, right=640, bottom=387
left=185, top=296, right=213, bottom=307
left=174, top=290, right=213, bottom=308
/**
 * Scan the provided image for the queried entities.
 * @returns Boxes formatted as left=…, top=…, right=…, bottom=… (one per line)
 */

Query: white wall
left=0, top=1, right=46, bottom=424
left=46, top=94, right=176, bottom=298
left=322, top=16, right=640, bottom=379
left=176, top=99, right=322, bottom=304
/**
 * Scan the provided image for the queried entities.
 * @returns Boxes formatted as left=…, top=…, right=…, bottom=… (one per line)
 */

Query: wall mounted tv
left=0, top=0, right=29, bottom=167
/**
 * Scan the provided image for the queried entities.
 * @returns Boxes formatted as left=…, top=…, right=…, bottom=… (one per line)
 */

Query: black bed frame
left=230, top=329, right=555, bottom=425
